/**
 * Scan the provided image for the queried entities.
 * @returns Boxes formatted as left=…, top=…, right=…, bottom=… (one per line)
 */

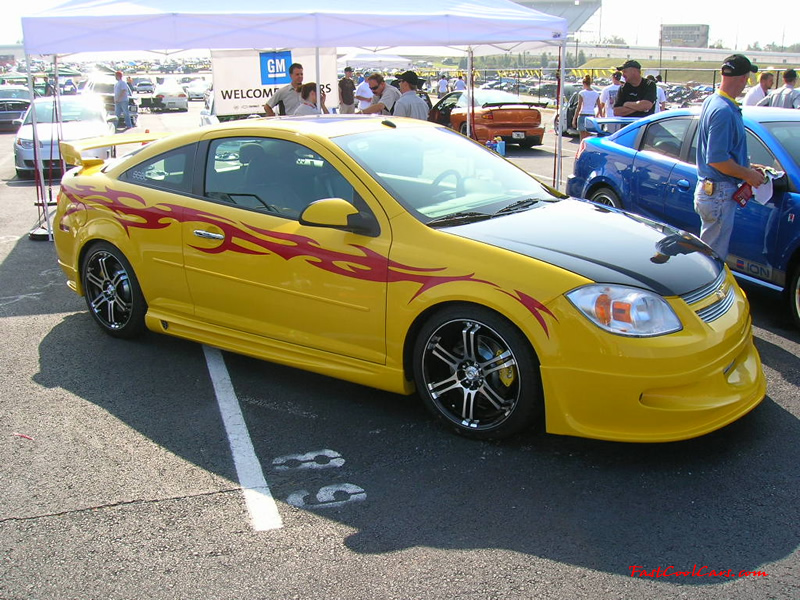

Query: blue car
left=567, top=107, right=800, bottom=328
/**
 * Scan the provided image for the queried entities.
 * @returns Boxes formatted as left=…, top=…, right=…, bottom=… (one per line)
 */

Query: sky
left=1, top=0, right=797, bottom=54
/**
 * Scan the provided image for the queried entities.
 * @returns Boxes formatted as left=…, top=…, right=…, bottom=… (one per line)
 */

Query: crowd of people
left=261, top=62, right=432, bottom=120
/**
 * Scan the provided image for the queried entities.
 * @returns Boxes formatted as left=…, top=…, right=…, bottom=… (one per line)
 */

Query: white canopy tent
left=21, top=0, right=568, bottom=237
left=337, top=53, right=413, bottom=72
left=22, top=1, right=567, bottom=56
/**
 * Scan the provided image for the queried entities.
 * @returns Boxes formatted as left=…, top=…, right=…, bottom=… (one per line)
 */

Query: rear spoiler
left=584, top=117, right=638, bottom=137
left=59, top=131, right=170, bottom=169
left=480, top=101, right=540, bottom=109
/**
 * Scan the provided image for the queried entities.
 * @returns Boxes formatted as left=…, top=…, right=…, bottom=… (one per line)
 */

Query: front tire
left=412, top=306, right=543, bottom=440
left=788, top=263, right=800, bottom=329
left=589, top=187, right=623, bottom=209
left=80, top=242, right=147, bottom=339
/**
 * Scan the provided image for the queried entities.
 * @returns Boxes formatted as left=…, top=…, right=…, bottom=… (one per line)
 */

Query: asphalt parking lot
left=1, top=101, right=798, bottom=600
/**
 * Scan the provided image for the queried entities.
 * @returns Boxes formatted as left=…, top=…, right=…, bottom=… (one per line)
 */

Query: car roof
left=211, top=114, right=440, bottom=137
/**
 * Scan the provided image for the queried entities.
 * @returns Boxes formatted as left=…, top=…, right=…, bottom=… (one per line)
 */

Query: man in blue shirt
left=694, top=54, right=765, bottom=258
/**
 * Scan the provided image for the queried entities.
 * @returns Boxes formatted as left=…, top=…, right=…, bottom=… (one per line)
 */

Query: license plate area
left=512, top=131, right=525, bottom=139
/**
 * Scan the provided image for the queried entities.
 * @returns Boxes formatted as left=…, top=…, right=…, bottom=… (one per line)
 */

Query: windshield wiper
left=494, top=198, right=541, bottom=214
left=426, top=211, right=494, bottom=227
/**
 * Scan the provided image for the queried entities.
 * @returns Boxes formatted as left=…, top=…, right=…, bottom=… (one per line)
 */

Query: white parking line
left=202, top=345, right=283, bottom=531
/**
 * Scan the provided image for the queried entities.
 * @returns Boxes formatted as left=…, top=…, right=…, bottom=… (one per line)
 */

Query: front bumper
left=537, top=274, right=766, bottom=442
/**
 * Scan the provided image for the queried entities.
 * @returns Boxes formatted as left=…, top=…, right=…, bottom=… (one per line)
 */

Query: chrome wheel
left=414, top=307, right=541, bottom=439
left=81, top=243, right=146, bottom=338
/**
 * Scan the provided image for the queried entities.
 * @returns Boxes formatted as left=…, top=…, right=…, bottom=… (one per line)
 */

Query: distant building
left=661, top=24, right=710, bottom=48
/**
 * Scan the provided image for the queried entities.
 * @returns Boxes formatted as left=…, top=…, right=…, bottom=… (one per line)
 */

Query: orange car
left=429, top=89, right=545, bottom=148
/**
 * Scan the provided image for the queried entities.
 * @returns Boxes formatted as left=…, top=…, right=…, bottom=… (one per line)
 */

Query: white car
left=13, top=95, right=116, bottom=179
left=152, top=81, right=189, bottom=112
left=186, top=79, right=210, bottom=101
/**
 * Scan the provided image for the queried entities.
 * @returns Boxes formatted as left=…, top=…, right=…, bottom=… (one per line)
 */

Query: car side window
left=688, top=128, right=782, bottom=171
left=120, top=145, right=195, bottom=193
left=640, top=118, right=692, bottom=160
left=204, top=137, right=357, bottom=220
left=745, top=130, right=780, bottom=171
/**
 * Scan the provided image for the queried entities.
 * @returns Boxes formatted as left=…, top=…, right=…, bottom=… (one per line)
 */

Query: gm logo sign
left=260, top=51, right=292, bottom=85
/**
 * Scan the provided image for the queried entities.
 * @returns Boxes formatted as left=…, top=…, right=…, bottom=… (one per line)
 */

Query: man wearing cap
left=613, top=60, right=657, bottom=117
left=360, top=73, right=402, bottom=116
left=694, top=54, right=765, bottom=258
left=392, top=71, right=430, bottom=120
left=756, top=68, right=800, bottom=109
left=338, top=67, right=356, bottom=114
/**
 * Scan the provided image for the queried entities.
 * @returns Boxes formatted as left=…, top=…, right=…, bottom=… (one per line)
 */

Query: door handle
left=676, top=179, right=691, bottom=190
left=193, top=229, right=224, bottom=240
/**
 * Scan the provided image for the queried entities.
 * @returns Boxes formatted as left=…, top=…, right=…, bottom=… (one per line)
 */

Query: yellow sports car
left=54, top=116, right=766, bottom=442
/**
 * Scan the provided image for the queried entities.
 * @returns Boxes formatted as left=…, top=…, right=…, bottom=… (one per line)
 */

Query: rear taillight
left=481, top=112, right=494, bottom=120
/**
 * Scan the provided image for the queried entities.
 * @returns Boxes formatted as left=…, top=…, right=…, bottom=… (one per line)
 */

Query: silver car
left=13, top=95, right=116, bottom=179
left=0, top=85, right=34, bottom=130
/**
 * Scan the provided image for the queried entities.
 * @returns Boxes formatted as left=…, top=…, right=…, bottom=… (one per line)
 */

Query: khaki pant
left=339, top=103, right=355, bottom=114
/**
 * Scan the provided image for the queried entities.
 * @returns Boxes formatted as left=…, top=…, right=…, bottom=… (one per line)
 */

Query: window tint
left=641, top=118, right=691, bottom=160
left=120, top=145, right=195, bottom=193
left=204, top=137, right=356, bottom=220
left=763, top=121, right=800, bottom=167
left=745, top=130, right=780, bottom=171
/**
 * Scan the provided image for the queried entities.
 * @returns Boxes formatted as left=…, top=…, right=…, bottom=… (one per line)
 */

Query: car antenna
left=381, top=119, right=397, bottom=128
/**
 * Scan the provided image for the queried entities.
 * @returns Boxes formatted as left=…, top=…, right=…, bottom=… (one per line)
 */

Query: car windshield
left=763, top=121, right=800, bottom=169
left=25, top=99, right=106, bottom=124
left=332, top=125, right=558, bottom=222
left=88, top=81, right=116, bottom=95
left=0, top=88, right=30, bottom=99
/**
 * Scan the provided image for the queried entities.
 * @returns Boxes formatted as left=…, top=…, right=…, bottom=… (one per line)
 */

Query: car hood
left=18, top=121, right=111, bottom=143
left=442, top=198, right=722, bottom=297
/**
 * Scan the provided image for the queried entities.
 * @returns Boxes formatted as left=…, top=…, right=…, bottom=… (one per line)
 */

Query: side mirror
left=772, top=171, right=790, bottom=195
left=299, top=198, right=379, bottom=237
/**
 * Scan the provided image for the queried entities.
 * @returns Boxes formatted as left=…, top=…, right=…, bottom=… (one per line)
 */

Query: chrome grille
left=681, top=269, right=726, bottom=304
left=695, top=286, right=736, bottom=323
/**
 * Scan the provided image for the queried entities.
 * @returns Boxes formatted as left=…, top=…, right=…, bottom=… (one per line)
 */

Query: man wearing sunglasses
left=360, top=73, right=401, bottom=115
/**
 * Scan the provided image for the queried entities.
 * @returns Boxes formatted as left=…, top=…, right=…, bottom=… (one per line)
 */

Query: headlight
left=566, top=284, right=682, bottom=337
left=15, top=138, right=36, bottom=149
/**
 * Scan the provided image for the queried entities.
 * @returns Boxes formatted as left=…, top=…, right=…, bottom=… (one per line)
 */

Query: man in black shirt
left=613, top=59, right=656, bottom=117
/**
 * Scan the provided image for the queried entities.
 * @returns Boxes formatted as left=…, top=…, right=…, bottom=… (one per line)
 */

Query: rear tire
left=589, top=187, right=623, bottom=209
left=80, top=242, right=147, bottom=339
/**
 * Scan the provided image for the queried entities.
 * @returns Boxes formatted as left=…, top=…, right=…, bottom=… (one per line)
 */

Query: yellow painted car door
left=180, top=136, right=390, bottom=364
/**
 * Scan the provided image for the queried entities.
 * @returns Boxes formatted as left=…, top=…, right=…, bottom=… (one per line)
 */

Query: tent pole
left=555, top=40, right=566, bottom=189
left=25, top=53, right=52, bottom=241
left=466, top=47, right=474, bottom=138
left=315, top=47, right=322, bottom=114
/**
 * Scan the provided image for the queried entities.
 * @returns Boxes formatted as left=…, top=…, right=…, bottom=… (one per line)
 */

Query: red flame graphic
left=60, top=183, right=557, bottom=335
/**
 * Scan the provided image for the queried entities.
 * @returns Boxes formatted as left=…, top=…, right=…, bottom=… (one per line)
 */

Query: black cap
left=617, top=60, right=641, bottom=71
left=395, top=70, right=424, bottom=86
left=344, top=66, right=353, bottom=72
left=721, top=54, right=758, bottom=77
